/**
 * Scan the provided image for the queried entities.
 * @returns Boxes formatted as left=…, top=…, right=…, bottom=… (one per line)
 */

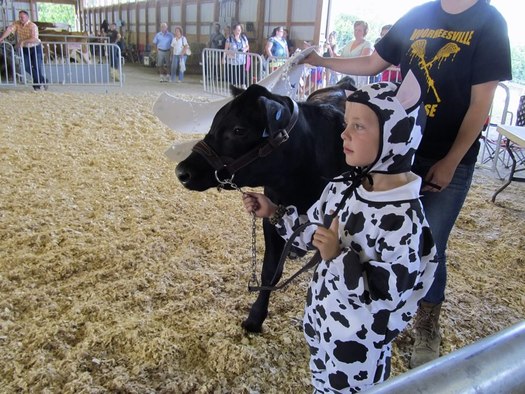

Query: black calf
left=176, top=81, right=353, bottom=332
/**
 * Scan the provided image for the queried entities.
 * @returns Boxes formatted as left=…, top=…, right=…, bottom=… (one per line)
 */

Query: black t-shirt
left=108, top=29, right=119, bottom=44
left=375, top=0, right=512, bottom=164
left=210, top=32, right=226, bottom=49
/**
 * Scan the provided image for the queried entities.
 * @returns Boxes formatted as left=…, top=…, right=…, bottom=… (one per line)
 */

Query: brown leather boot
left=409, top=301, right=442, bottom=369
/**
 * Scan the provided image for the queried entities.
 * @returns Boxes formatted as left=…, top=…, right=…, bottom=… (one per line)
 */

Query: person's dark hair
left=19, top=10, right=29, bottom=17
left=271, top=26, right=285, bottom=38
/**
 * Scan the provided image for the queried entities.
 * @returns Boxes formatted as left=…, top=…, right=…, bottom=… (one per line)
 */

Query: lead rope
left=250, top=213, right=259, bottom=288
left=215, top=172, right=260, bottom=289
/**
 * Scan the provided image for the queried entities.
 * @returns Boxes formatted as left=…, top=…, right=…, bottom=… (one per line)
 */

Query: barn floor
left=1, top=68, right=524, bottom=393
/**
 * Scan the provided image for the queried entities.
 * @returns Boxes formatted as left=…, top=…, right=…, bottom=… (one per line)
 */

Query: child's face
left=341, top=102, right=380, bottom=167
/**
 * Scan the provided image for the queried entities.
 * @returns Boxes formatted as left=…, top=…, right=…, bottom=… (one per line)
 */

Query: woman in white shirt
left=339, top=20, right=373, bottom=87
left=170, top=26, right=190, bottom=82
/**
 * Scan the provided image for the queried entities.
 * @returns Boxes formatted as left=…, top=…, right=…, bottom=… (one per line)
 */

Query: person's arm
left=243, top=192, right=317, bottom=252
left=302, top=49, right=390, bottom=76
left=182, top=36, right=189, bottom=55
left=0, top=24, right=15, bottom=43
left=422, top=81, right=498, bottom=192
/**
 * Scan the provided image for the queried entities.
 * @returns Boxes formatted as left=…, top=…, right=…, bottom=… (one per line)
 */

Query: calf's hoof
left=241, top=319, right=263, bottom=333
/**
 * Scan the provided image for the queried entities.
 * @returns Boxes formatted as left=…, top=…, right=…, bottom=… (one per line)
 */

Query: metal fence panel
left=201, top=48, right=331, bottom=101
left=0, top=42, right=18, bottom=87
left=202, top=48, right=264, bottom=96
left=1, top=41, right=123, bottom=89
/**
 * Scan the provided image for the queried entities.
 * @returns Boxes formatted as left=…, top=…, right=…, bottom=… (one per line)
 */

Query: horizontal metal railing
left=366, top=321, right=525, bottom=394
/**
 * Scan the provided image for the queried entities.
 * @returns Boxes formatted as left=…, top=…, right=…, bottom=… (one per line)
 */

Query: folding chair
left=478, top=83, right=512, bottom=174
left=509, top=95, right=525, bottom=165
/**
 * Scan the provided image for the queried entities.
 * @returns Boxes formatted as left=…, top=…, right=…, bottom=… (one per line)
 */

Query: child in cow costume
left=243, top=71, right=437, bottom=393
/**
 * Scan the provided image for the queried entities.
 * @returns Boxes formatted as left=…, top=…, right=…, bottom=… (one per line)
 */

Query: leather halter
left=191, top=98, right=299, bottom=182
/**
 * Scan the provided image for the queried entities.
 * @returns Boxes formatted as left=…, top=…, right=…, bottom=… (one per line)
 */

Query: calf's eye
left=233, top=127, right=246, bottom=136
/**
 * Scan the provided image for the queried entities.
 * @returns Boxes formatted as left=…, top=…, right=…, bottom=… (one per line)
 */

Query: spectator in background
left=107, top=22, right=122, bottom=71
left=170, top=26, right=190, bottom=83
left=153, top=22, right=174, bottom=82
left=339, top=20, right=373, bottom=87
left=208, top=22, right=226, bottom=49
left=323, top=31, right=339, bottom=85
left=224, top=23, right=249, bottom=87
left=207, top=23, right=226, bottom=81
left=283, top=28, right=295, bottom=54
left=265, top=26, right=289, bottom=73
left=101, top=19, right=109, bottom=34
left=0, top=10, right=48, bottom=90
left=223, top=25, right=231, bottom=42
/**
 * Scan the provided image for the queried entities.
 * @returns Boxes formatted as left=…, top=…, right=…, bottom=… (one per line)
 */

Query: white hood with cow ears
left=346, top=70, right=426, bottom=175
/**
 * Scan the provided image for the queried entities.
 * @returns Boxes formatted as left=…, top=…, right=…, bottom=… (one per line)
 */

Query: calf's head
left=176, top=85, right=299, bottom=191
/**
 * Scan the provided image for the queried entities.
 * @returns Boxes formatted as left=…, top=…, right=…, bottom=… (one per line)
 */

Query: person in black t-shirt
left=302, top=0, right=512, bottom=370
left=107, top=22, right=121, bottom=70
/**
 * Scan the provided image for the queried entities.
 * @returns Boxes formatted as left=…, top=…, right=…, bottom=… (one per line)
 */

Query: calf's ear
left=230, top=85, right=245, bottom=97
left=257, top=96, right=290, bottom=138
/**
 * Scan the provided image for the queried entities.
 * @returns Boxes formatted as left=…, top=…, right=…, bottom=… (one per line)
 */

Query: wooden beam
left=181, top=0, right=186, bottom=33
left=145, top=0, right=149, bottom=45
left=213, top=0, right=219, bottom=23
left=168, top=0, right=173, bottom=28
left=256, top=0, right=266, bottom=48
left=197, top=0, right=201, bottom=42
left=287, top=0, right=292, bottom=30
left=313, top=0, right=323, bottom=44
left=135, top=0, right=140, bottom=50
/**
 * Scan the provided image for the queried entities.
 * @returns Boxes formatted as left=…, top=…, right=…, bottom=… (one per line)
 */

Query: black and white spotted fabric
left=276, top=81, right=437, bottom=393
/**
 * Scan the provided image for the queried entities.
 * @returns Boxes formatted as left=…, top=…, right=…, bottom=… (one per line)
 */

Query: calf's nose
left=175, top=163, right=191, bottom=185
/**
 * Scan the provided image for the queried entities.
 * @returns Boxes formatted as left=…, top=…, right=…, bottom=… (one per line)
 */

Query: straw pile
left=1, top=90, right=523, bottom=393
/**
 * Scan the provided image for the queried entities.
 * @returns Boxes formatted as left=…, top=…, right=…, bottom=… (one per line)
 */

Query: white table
left=491, top=125, right=525, bottom=202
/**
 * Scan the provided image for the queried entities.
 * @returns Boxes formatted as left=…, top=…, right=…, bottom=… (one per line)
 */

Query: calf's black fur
left=176, top=81, right=353, bottom=332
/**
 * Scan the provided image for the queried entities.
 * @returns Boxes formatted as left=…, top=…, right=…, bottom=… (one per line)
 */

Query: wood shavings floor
left=1, top=91, right=523, bottom=393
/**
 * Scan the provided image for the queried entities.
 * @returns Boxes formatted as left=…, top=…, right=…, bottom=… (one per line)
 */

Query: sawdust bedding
left=0, top=90, right=523, bottom=393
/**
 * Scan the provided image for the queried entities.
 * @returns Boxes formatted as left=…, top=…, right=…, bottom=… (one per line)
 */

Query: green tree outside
left=37, top=3, right=76, bottom=31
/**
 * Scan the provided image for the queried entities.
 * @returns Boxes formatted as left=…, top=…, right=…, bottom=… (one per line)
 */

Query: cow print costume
left=275, top=73, right=438, bottom=393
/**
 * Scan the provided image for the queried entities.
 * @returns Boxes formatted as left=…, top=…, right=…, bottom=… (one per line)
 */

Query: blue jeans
left=412, top=156, right=475, bottom=304
left=110, top=46, right=120, bottom=69
left=171, top=55, right=186, bottom=81
left=22, top=44, right=46, bottom=89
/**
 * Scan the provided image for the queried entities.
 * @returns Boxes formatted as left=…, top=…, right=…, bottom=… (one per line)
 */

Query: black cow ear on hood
left=257, top=96, right=291, bottom=138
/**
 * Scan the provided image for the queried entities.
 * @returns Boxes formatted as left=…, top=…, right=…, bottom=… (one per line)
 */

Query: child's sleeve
left=274, top=184, right=333, bottom=252
left=326, top=208, right=436, bottom=313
